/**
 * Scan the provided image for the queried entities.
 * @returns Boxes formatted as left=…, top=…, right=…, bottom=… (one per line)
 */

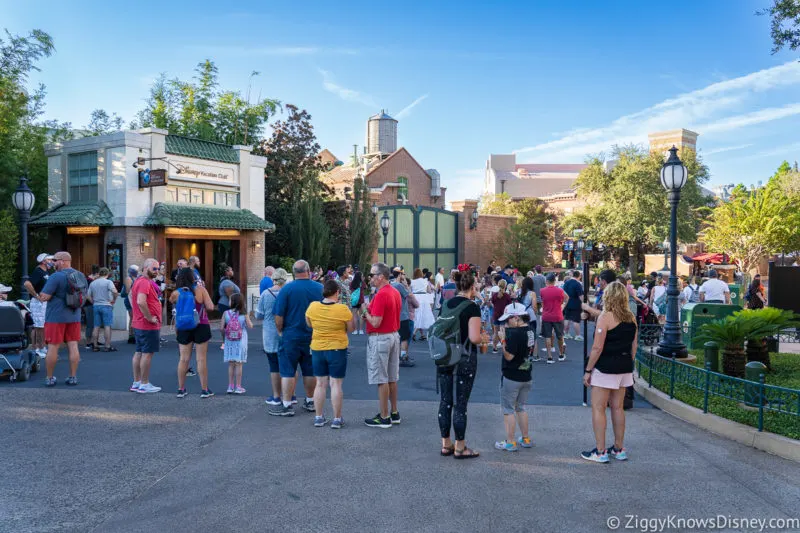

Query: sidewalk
left=3, top=389, right=799, bottom=533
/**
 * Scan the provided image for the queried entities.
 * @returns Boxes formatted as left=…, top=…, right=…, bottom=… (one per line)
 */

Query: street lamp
left=576, top=238, right=585, bottom=268
left=380, top=211, right=391, bottom=264
left=469, top=209, right=479, bottom=230
left=371, top=202, right=378, bottom=216
left=12, top=175, right=36, bottom=300
left=661, top=237, right=670, bottom=272
left=657, top=146, right=688, bottom=359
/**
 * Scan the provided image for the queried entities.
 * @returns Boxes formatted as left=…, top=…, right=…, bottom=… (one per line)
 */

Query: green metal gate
left=377, top=205, right=458, bottom=272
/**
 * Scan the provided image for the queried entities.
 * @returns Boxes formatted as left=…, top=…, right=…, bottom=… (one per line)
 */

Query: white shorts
left=30, top=298, right=46, bottom=328
left=590, top=369, right=633, bottom=390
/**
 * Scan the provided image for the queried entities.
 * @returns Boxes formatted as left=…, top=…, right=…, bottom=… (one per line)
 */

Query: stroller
left=0, top=302, right=41, bottom=382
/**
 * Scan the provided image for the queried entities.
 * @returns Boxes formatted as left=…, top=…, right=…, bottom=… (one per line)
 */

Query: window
left=166, top=186, right=238, bottom=207
left=397, top=176, right=408, bottom=202
left=165, top=187, right=177, bottom=202
left=68, top=151, right=98, bottom=202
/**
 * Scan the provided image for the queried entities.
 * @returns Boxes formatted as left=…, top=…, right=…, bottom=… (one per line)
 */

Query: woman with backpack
left=170, top=268, right=215, bottom=398
left=222, top=293, right=252, bottom=394
left=437, top=267, right=483, bottom=459
left=349, top=271, right=367, bottom=335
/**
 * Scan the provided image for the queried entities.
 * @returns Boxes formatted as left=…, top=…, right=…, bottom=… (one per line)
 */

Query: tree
left=702, top=185, right=797, bottom=273
left=347, top=177, right=378, bottom=270
left=493, top=222, right=546, bottom=273
left=0, top=209, right=19, bottom=289
left=131, top=61, right=279, bottom=146
left=759, top=0, right=800, bottom=54
left=85, top=109, right=123, bottom=136
left=259, top=105, right=332, bottom=263
left=561, top=145, right=711, bottom=271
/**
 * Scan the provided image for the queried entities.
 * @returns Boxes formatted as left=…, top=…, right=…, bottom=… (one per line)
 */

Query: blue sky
left=4, top=1, right=799, bottom=199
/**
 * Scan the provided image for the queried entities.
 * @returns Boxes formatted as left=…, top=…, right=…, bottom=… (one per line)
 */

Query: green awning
left=144, top=202, right=274, bottom=232
left=165, top=135, right=239, bottom=163
left=29, top=201, right=115, bottom=227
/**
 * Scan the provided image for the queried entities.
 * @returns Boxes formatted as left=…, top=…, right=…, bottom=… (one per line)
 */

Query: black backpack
left=65, top=270, right=88, bottom=309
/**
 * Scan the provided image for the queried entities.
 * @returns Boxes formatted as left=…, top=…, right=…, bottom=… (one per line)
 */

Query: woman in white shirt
left=649, top=276, right=667, bottom=320
left=411, top=268, right=435, bottom=340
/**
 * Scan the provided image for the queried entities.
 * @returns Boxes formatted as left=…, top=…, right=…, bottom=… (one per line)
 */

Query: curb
left=633, top=371, right=800, bottom=464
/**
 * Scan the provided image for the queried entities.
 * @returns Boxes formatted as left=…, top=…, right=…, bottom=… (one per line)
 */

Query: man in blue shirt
left=562, top=270, right=585, bottom=341
left=259, top=266, right=275, bottom=294
left=269, top=260, right=323, bottom=417
left=502, top=265, right=516, bottom=285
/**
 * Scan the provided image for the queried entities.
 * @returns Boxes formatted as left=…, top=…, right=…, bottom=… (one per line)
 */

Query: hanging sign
left=139, top=168, right=168, bottom=188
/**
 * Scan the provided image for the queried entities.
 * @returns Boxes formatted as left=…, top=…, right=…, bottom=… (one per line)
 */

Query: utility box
left=682, top=303, right=743, bottom=349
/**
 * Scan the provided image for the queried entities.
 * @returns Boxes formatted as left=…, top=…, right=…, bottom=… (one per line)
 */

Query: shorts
left=176, top=324, right=212, bottom=345
left=541, top=321, right=564, bottom=340
left=500, top=378, right=532, bottom=415
left=133, top=328, right=160, bottom=354
left=93, top=305, right=114, bottom=327
left=265, top=351, right=279, bottom=373
left=564, top=307, right=582, bottom=323
left=278, top=338, right=313, bottom=378
left=312, top=348, right=348, bottom=379
left=366, top=332, right=400, bottom=385
left=399, top=319, right=412, bottom=342
left=590, top=369, right=634, bottom=390
left=30, top=299, right=46, bottom=328
left=44, top=322, right=81, bottom=345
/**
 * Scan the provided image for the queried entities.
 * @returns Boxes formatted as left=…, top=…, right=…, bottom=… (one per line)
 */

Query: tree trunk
left=722, top=345, right=746, bottom=378
left=745, top=338, right=771, bottom=370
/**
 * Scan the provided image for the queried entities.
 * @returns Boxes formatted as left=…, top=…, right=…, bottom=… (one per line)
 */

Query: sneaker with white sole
left=580, top=448, right=609, bottom=463
left=331, top=417, right=344, bottom=429
left=546, top=357, right=555, bottom=364
left=494, top=440, right=518, bottom=452
left=608, top=446, right=628, bottom=461
left=234, top=387, right=246, bottom=395
left=136, top=383, right=161, bottom=394
left=130, top=381, right=141, bottom=392
left=314, top=416, right=328, bottom=427
left=264, top=396, right=281, bottom=405
left=558, top=353, right=566, bottom=362
left=302, top=399, right=315, bottom=412
left=574, top=335, right=584, bottom=342
left=226, top=386, right=235, bottom=394
left=200, top=389, right=215, bottom=399
left=563, top=334, right=574, bottom=340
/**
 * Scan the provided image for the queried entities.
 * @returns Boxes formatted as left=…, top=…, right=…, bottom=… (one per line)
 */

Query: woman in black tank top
left=580, top=281, right=638, bottom=464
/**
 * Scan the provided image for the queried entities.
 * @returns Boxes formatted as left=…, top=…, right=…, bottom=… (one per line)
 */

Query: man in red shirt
left=540, top=273, right=569, bottom=364
left=130, top=258, right=163, bottom=394
left=361, top=262, right=401, bottom=428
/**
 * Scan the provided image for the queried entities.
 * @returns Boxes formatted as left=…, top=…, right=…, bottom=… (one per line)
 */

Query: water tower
left=366, top=110, right=398, bottom=155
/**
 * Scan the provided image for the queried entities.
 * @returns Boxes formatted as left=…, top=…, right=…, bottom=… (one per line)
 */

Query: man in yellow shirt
left=306, top=279, right=356, bottom=428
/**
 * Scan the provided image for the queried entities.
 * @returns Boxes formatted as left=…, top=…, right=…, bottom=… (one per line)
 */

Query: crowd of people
left=35, top=251, right=763, bottom=463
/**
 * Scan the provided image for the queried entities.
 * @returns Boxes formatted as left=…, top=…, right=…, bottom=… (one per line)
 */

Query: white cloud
left=513, top=61, right=800, bottom=162
left=187, top=45, right=359, bottom=57
left=395, top=94, right=429, bottom=119
left=318, top=69, right=377, bottom=107
left=703, top=143, right=754, bottom=156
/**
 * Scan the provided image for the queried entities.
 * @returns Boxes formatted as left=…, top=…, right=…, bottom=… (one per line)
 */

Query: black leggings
left=437, top=352, right=477, bottom=441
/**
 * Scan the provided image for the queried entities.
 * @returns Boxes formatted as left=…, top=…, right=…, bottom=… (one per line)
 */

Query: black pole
left=582, top=261, right=590, bottom=406
left=19, top=209, right=30, bottom=300
left=382, top=232, right=387, bottom=264
left=657, top=190, right=688, bottom=358
left=767, top=261, right=774, bottom=308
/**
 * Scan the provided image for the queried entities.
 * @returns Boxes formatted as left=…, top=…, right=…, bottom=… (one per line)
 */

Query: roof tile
left=165, top=135, right=239, bottom=163
left=29, top=201, right=115, bottom=227
left=144, top=203, right=274, bottom=232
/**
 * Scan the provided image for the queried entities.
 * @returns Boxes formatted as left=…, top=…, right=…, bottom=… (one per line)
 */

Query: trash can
left=728, top=284, right=744, bottom=307
left=744, top=361, right=767, bottom=407
left=682, top=303, right=743, bottom=349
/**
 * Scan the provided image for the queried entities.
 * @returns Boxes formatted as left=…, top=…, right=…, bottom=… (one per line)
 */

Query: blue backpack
left=175, top=287, right=199, bottom=331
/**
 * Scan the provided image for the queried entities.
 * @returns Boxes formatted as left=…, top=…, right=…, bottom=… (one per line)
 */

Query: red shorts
left=44, top=322, right=81, bottom=345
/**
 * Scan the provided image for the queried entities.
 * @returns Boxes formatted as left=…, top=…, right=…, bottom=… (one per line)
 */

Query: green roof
left=165, top=135, right=239, bottom=163
left=144, top=203, right=274, bottom=232
left=29, top=201, right=115, bottom=227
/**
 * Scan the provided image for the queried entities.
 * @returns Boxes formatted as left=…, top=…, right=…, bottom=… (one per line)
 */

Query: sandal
left=91, top=345, right=100, bottom=352
left=454, top=447, right=480, bottom=460
left=103, top=346, right=118, bottom=352
left=441, top=445, right=455, bottom=457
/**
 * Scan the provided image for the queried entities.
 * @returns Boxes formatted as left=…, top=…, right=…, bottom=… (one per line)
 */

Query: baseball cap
left=36, top=253, right=54, bottom=263
left=498, top=302, right=529, bottom=323
left=546, top=273, right=557, bottom=283
left=0, top=283, right=11, bottom=293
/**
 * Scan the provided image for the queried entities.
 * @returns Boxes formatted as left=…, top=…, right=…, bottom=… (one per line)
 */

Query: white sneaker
left=129, top=381, right=141, bottom=392
left=574, top=335, right=584, bottom=342
left=136, top=383, right=161, bottom=393
left=563, top=334, right=574, bottom=340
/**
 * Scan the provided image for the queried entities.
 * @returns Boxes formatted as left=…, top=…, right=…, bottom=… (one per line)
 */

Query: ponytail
left=453, top=270, right=475, bottom=293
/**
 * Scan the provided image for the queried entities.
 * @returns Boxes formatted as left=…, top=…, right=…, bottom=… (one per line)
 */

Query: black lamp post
left=380, top=211, right=391, bottom=264
left=657, top=146, right=688, bottom=359
left=12, top=175, right=36, bottom=300
left=661, top=237, right=670, bottom=272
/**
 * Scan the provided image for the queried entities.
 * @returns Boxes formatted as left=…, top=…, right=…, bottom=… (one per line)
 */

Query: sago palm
left=736, top=308, right=800, bottom=370
left=695, top=315, right=773, bottom=378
